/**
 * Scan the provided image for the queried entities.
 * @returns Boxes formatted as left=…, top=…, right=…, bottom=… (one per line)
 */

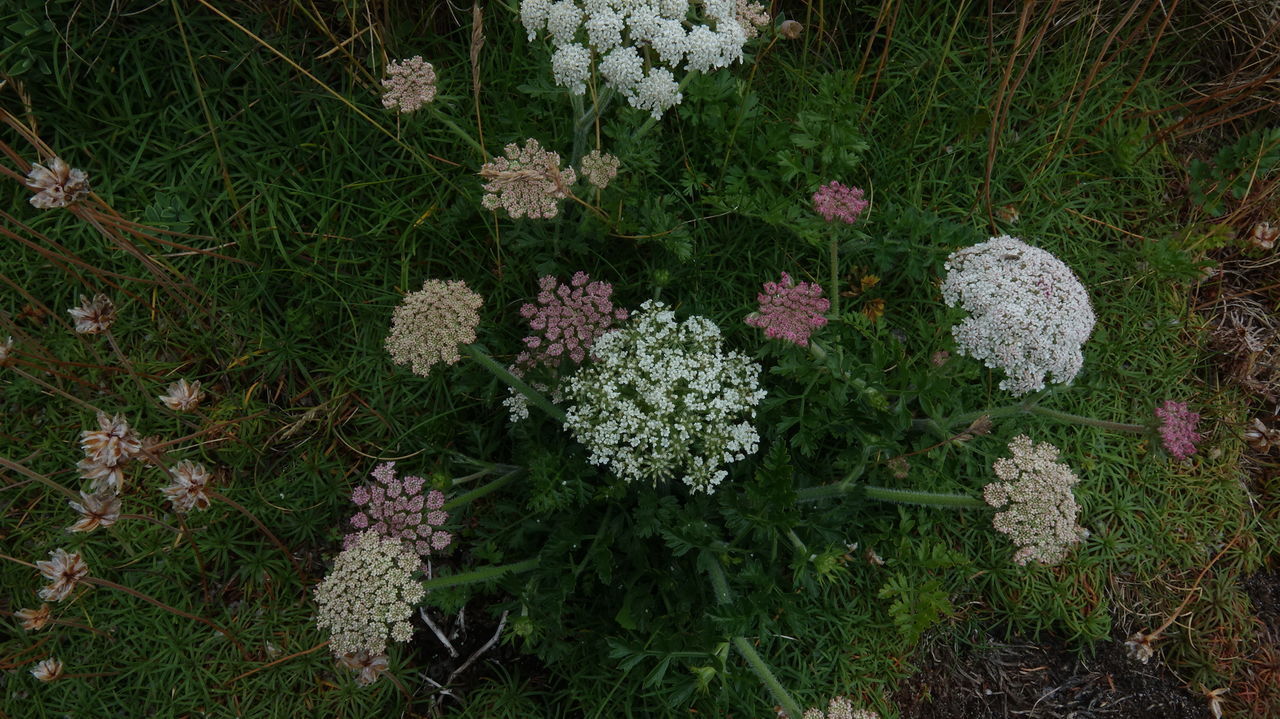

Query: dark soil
left=893, top=632, right=1206, bottom=719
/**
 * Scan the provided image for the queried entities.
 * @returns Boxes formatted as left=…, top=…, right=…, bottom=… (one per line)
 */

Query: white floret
left=629, top=67, right=683, bottom=120
left=547, top=0, right=584, bottom=44
left=552, top=43, right=592, bottom=94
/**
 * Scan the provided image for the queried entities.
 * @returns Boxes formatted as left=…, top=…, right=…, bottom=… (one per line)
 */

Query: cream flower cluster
left=519, top=0, right=753, bottom=119
left=941, top=236, right=1095, bottom=396
left=983, top=435, right=1088, bottom=566
left=314, top=531, right=425, bottom=656
left=563, top=300, right=765, bottom=493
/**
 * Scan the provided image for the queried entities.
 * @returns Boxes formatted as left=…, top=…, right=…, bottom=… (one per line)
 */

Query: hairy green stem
left=421, top=557, right=540, bottom=592
left=462, top=344, right=567, bottom=423
left=443, top=467, right=521, bottom=511
left=731, top=636, right=805, bottom=719
left=920, top=399, right=1146, bottom=435
left=795, top=481, right=985, bottom=508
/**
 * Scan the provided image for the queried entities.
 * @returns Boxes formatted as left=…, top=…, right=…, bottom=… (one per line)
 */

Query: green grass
left=2, top=1, right=1275, bottom=717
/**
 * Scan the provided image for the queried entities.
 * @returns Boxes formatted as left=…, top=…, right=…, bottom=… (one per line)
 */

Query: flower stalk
left=462, top=344, right=567, bottom=423
left=419, top=557, right=540, bottom=592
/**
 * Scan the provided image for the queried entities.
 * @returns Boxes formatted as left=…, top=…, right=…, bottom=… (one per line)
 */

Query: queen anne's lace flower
left=803, top=696, right=879, bottom=719
left=344, top=462, right=452, bottom=563
left=1154, top=400, right=1201, bottom=461
left=564, top=300, right=765, bottom=493
left=381, top=56, right=437, bottom=113
left=941, top=236, right=1095, bottom=396
left=812, top=181, right=868, bottom=224
left=315, top=531, right=425, bottom=656
left=479, top=139, right=577, bottom=219
left=579, top=150, right=620, bottom=190
left=26, top=157, right=89, bottom=209
left=745, top=272, right=830, bottom=346
left=386, top=279, right=483, bottom=376
left=983, top=435, right=1087, bottom=566
left=519, top=0, right=754, bottom=119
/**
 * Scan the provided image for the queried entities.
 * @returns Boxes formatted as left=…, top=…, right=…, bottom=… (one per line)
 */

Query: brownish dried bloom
left=386, top=279, right=484, bottom=377
left=68, top=293, right=115, bottom=334
left=1124, top=631, right=1155, bottom=663
left=1245, top=417, right=1280, bottom=453
left=77, top=457, right=125, bottom=495
left=16, top=604, right=52, bottom=631
left=159, top=378, right=205, bottom=412
left=930, top=350, right=950, bottom=367
left=36, top=548, right=90, bottom=602
left=579, top=150, right=620, bottom=190
left=779, top=19, right=803, bottom=39
left=161, top=460, right=214, bottom=513
left=31, top=657, right=64, bottom=682
left=0, top=336, right=14, bottom=367
left=67, top=490, right=121, bottom=533
left=336, top=650, right=391, bottom=686
left=735, top=0, right=770, bottom=39
left=1250, top=222, right=1278, bottom=251
left=80, top=412, right=142, bottom=469
left=479, top=139, right=577, bottom=219
left=26, top=157, right=90, bottom=209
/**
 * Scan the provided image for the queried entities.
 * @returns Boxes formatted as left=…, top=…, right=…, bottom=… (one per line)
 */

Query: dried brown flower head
left=67, top=490, right=121, bottom=533
left=36, top=548, right=89, bottom=602
left=0, top=335, right=14, bottom=367
left=76, top=457, right=125, bottom=495
left=161, top=460, right=214, bottom=513
left=1124, top=631, right=1155, bottom=663
left=26, top=157, right=90, bottom=209
left=779, top=19, right=803, bottom=39
left=80, top=412, right=142, bottom=472
left=1250, top=222, right=1278, bottom=251
left=30, top=657, right=64, bottom=682
left=16, top=604, right=52, bottom=631
left=68, top=294, right=115, bottom=334
left=336, top=650, right=390, bottom=686
left=158, top=379, right=205, bottom=412
left=1245, top=417, right=1280, bottom=453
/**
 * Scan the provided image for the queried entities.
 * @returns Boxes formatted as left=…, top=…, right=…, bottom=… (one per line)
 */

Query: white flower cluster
left=941, top=235, right=1095, bottom=396
left=314, top=531, right=425, bottom=656
left=520, top=0, right=752, bottom=119
left=983, top=435, right=1088, bottom=566
left=564, top=300, right=765, bottom=493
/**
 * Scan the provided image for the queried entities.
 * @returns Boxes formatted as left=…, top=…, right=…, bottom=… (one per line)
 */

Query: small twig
left=222, top=640, right=329, bottom=685
left=445, top=610, right=508, bottom=686
left=419, top=607, right=459, bottom=657
left=85, top=577, right=247, bottom=658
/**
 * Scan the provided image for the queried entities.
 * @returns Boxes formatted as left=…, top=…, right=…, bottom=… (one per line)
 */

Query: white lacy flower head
left=983, top=435, right=1088, bottom=566
left=314, top=531, right=425, bottom=656
left=941, top=236, right=1095, bottom=396
left=564, top=299, right=766, bottom=493
left=520, top=0, right=755, bottom=119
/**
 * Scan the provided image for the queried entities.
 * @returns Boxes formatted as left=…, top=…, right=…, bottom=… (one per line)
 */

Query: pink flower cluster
left=812, top=181, right=868, bottom=224
left=381, top=56, right=437, bottom=113
left=745, top=272, right=830, bottom=347
left=516, top=272, right=628, bottom=371
left=1155, top=400, right=1201, bottom=461
left=344, top=462, right=451, bottom=561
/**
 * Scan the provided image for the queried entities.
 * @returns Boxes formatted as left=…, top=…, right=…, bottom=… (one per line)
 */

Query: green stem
left=731, top=637, right=804, bottom=718
left=829, top=235, right=840, bottom=319
left=461, top=344, right=567, bottom=423
left=785, top=529, right=808, bottom=555
left=442, top=468, right=521, bottom=511
left=430, top=105, right=486, bottom=157
left=795, top=481, right=985, bottom=509
left=919, top=399, right=1146, bottom=435
left=420, top=557, right=540, bottom=592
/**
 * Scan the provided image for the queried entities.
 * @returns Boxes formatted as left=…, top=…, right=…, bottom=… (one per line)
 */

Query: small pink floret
left=745, top=272, right=831, bottom=347
left=1155, top=400, right=1201, bottom=461
left=812, top=181, right=868, bottom=224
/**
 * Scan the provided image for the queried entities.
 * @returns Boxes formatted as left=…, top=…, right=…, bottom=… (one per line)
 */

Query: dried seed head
left=80, top=412, right=142, bottom=470
left=158, top=379, right=205, bottom=412
left=1124, top=631, right=1155, bottom=663
left=0, top=336, right=14, bottom=367
left=26, top=157, right=90, bottom=209
left=161, top=460, right=214, bottom=513
left=30, top=658, right=64, bottom=682
left=77, top=457, right=125, bottom=495
left=67, top=294, right=115, bottom=334
left=336, top=650, right=390, bottom=686
left=1245, top=417, right=1280, bottom=453
left=779, top=19, right=803, bottom=39
left=67, top=490, right=122, bottom=533
left=36, top=548, right=90, bottom=602
left=1250, top=222, right=1278, bottom=251
left=16, top=604, right=52, bottom=631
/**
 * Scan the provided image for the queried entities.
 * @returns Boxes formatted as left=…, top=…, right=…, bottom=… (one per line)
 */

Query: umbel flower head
left=983, top=435, right=1088, bottom=566
left=941, top=236, right=1095, bottom=396
left=159, top=379, right=205, bottom=411
left=520, top=0, right=755, bottom=119
left=36, top=548, right=90, bottom=602
left=68, top=293, right=116, bottom=335
left=564, top=300, right=766, bottom=493
left=344, top=462, right=452, bottom=563
left=479, top=139, right=577, bottom=219
left=386, top=278, right=483, bottom=377
left=314, top=530, right=425, bottom=656
left=1154, top=400, right=1201, bottom=461
left=516, top=271, right=628, bottom=371
left=745, top=272, right=830, bottom=346
left=812, top=181, right=868, bottom=224
left=803, top=696, right=879, bottom=719
left=26, top=157, right=90, bottom=209
left=381, top=56, right=437, bottom=113
left=579, top=149, right=620, bottom=190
